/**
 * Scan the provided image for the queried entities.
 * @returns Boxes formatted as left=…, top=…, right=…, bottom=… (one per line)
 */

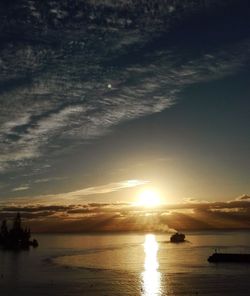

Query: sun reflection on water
left=141, top=234, right=162, bottom=296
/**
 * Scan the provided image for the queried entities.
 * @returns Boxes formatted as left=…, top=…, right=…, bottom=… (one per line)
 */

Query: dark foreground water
left=1, top=231, right=250, bottom=296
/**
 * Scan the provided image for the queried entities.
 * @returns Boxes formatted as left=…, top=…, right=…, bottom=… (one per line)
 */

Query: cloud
left=2, top=205, right=72, bottom=212
left=0, top=47, right=247, bottom=173
left=12, top=186, right=30, bottom=192
left=65, top=179, right=148, bottom=196
left=0, top=1, right=249, bottom=173
left=34, top=177, right=68, bottom=184
left=5, top=179, right=149, bottom=204
left=236, top=194, right=250, bottom=201
left=1, top=195, right=250, bottom=232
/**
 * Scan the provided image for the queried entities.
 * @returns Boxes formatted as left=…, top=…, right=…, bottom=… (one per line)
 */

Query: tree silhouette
left=0, top=213, right=38, bottom=250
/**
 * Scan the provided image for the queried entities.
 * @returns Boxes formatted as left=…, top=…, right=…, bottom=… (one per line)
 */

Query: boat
left=208, top=253, right=250, bottom=263
left=170, top=232, right=186, bottom=243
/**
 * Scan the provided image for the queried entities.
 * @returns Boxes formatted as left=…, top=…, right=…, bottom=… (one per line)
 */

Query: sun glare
left=142, top=234, right=161, bottom=295
left=137, top=189, right=161, bottom=208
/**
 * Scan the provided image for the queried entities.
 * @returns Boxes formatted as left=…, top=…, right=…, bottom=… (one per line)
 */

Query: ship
left=208, top=252, right=250, bottom=263
left=170, top=232, right=186, bottom=243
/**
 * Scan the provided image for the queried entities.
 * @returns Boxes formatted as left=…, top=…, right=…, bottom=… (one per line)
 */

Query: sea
left=1, top=231, right=250, bottom=296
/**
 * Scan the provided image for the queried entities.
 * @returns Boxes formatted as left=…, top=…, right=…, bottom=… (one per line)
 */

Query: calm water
left=1, top=231, right=250, bottom=295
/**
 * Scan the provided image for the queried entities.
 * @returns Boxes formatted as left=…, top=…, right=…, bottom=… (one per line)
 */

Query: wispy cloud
left=12, top=186, right=30, bottom=192
left=236, top=194, right=250, bottom=201
left=6, top=179, right=148, bottom=204
left=34, top=177, right=67, bottom=184
left=55, top=179, right=149, bottom=201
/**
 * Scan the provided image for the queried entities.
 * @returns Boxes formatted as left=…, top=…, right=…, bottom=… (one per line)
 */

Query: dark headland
left=0, top=213, right=38, bottom=250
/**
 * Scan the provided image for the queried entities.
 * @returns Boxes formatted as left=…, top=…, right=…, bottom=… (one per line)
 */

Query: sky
left=0, top=0, right=249, bottom=231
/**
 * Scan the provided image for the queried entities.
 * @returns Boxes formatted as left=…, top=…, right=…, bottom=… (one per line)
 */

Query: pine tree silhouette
left=0, top=213, right=38, bottom=250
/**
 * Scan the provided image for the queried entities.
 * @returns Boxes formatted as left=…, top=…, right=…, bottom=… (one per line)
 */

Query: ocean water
left=1, top=231, right=250, bottom=295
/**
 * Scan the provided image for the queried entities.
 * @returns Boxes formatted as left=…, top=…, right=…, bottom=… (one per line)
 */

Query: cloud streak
left=6, top=179, right=148, bottom=204
left=12, top=186, right=30, bottom=192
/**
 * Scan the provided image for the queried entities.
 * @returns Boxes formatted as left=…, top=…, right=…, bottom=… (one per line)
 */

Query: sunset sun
left=137, top=189, right=161, bottom=207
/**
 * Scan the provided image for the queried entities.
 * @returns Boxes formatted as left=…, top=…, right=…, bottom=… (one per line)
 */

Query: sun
left=137, top=189, right=161, bottom=208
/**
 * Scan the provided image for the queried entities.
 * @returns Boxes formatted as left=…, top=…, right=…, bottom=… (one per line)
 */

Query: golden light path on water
left=141, top=234, right=162, bottom=296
